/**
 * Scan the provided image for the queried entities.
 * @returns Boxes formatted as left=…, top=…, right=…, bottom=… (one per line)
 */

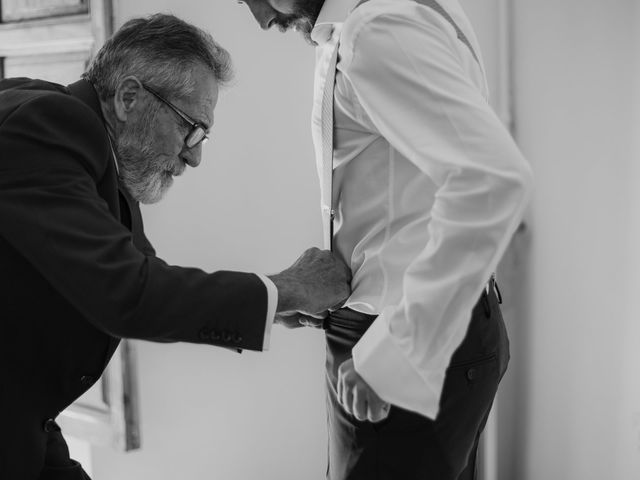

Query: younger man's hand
left=337, top=358, right=390, bottom=423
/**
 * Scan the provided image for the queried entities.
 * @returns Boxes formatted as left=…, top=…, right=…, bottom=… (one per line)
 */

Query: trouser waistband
left=326, top=276, right=501, bottom=333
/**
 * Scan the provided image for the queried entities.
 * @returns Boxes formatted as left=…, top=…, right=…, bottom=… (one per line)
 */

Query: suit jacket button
left=210, top=330, right=221, bottom=341
left=233, top=334, right=243, bottom=344
left=80, top=375, right=94, bottom=386
left=199, top=328, right=210, bottom=340
left=43, top=419, right=58, bottom=433
left=466, top=368, right=477, bottom=381
left=223, top=332, right=232, bottom=342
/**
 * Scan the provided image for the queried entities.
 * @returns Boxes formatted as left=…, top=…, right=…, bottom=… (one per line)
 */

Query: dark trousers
left=39, top=422, right=91, bottom=480
left=325, top=281, right=509, bottom=480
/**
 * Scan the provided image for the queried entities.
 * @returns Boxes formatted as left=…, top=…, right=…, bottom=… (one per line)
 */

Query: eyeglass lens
left=186, top=127, right=207, bottom=149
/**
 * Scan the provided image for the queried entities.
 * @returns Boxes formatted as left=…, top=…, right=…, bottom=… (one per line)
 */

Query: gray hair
left=83, top=13, right=233, bottom=101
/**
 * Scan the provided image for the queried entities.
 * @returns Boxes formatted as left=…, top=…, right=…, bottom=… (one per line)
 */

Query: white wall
left=88, top=1, right=640, bottom=479
left=629, top=3, right=640, bottom=474
left=512, top=1, right=640, bottom=479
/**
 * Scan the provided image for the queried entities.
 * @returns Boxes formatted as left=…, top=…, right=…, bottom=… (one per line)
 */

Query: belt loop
left=481, top=282, right=491, bottom=317
left=482, top=294, right=491, bottom=317
left=493, top=278, right=503, bottom=304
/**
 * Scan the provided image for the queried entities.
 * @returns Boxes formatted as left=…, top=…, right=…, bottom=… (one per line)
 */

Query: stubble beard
left=274, top=0, right=325, bottom=45
left=116, top=104, right=174, bottom=205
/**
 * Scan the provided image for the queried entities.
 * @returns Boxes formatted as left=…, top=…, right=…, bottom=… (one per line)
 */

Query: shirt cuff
left=352, top=308, right=443, bottom=419
left=255, top=274, right=277, bottom=351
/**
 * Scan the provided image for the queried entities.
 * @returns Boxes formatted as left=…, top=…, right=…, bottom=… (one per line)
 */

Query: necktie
left=320, top=40, right=340, bottom=250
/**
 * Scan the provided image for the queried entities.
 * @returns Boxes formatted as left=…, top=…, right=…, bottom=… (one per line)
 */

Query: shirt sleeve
left=255, top=274, right=278, bottom=350
left=342, top=8, right=534, bottom=419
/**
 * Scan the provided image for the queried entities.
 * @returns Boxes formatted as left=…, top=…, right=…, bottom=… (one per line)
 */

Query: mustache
left=169, top=162, right=186, bottom=177
left=273, top=15, right=296, bottom=30
left=273, top=13, right=313, bottom=33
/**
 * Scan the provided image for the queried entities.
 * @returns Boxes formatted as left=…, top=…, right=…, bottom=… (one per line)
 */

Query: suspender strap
left=355, top=0, right=480, bottom=64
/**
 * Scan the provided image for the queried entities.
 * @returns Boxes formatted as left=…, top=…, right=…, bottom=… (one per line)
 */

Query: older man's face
left=117, top=65, right=218, bottom=204
left=239, top=0, right=325, bottom=43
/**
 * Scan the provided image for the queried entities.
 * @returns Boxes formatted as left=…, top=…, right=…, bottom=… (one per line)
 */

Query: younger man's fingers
left=352, top=388, right=368, bottom=421
left=367, top=401, right=391, bottom=423
left=340, top=385, right=354, bottom=417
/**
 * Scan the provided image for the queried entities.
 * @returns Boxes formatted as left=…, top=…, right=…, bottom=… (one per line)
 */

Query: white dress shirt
left=256, top=274, right=277, bottom=350
left=311, top=0, right=534, bottom=419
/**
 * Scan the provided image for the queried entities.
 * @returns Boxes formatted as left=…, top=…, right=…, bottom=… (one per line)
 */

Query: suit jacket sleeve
left=0, top=92, right=269, bottom=351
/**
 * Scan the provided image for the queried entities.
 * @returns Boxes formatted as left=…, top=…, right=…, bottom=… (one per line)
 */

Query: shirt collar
left=311, top=0, right=360, bottom=44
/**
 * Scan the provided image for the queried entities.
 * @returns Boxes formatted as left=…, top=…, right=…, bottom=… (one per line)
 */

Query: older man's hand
left=269, top=247, right=351, bottom=317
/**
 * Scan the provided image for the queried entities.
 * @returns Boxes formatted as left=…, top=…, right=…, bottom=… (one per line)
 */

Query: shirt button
left=43, top=419, right=58, bottom=433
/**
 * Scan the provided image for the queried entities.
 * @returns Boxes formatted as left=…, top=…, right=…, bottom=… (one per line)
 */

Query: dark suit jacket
left=0, top=78, right=269, bottom=478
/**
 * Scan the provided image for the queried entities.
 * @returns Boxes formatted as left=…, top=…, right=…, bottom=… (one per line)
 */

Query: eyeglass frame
left=141, top=83, right=209, bottom=149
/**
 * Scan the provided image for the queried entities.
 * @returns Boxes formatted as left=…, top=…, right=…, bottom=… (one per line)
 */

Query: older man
left=0, top=14, right=350, bottom=480
left=240, top=0, right=534, bottom=479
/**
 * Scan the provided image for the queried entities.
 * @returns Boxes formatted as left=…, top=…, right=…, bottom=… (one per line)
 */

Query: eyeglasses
left=142, top=83, right=209, bottom=149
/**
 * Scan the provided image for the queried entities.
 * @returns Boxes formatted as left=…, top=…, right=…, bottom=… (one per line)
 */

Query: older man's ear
left=113, top=76, right=145, bottom=122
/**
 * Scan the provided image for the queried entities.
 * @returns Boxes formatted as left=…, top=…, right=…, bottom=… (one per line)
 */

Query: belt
left=326, top=275, right=502, bottom=331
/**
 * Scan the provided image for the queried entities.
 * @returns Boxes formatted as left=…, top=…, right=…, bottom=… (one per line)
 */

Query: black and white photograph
left=1, top=1, right=638, bottom=479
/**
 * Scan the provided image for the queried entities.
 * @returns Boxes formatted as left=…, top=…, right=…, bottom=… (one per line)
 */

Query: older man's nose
left=181, top=146, right=202, bottom=168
